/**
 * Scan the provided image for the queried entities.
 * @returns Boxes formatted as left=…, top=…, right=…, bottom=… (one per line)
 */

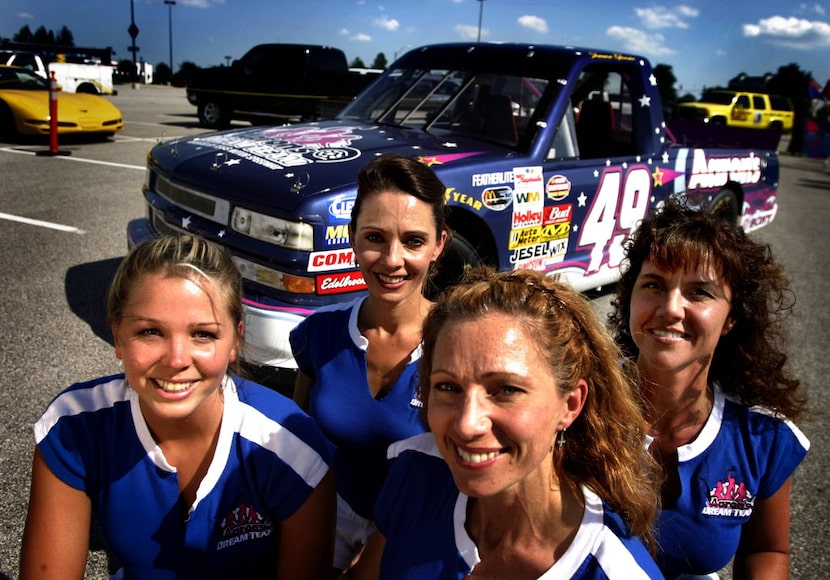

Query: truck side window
left=572, top=69, right=638, bottom=159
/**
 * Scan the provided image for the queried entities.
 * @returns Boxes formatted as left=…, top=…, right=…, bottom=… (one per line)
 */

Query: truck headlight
left=232, top=207, right=314, bottom=251
left=232, top=256, right=316, bottom=294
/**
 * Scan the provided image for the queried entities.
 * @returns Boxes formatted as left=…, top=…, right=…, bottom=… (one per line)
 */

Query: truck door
left=541, top=64, right=655, bottom=289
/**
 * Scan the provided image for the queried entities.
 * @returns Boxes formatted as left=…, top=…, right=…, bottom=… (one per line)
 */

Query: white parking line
left=0, top=146, right=144, bottom=170
left=0, top=211, right=86, bottom=234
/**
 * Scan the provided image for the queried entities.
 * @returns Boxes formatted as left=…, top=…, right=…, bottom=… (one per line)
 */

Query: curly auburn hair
left=609, top=197, right=806, bottom=421
left=420, top=267, right=661, bottom=549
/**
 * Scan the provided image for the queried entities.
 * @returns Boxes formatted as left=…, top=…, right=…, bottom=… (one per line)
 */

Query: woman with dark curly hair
left=609, top=197, right=809, bottom=579
left=353, top=267, right=663, bottom=579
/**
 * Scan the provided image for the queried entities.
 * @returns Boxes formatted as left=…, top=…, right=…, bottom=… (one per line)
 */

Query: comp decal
left=308, top=249, right=356, bottom=272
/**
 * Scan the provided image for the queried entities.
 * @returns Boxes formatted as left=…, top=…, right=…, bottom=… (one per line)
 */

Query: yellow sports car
left=0, top=64, right=123, bottom=139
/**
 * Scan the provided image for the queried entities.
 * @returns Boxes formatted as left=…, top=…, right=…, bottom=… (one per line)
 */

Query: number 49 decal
left=578, top=166, right=652, bottom=274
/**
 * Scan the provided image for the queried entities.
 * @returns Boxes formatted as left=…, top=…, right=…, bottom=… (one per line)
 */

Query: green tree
left=55, top=25, right=74, bottom=46
left=350, top=57, right=367, bottom=69
left=173, top=61, right=201, bottom=87
left=154, top=62, right=172, bottom=85
left=371, top=52, right=388, bottom=70
left=767, top=63, right=812, bottom=154
left=32, top=25, right=55, bottom=44
left=653, top=63, right=679, bottom=112
left=12, top=25, right=33, bottom=42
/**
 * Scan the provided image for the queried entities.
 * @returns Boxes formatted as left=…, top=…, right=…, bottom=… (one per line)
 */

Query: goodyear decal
left=445, top=188, right=483, bottom=211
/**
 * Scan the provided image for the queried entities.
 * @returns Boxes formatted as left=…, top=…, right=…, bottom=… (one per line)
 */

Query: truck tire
left=198, top=101, right=231, bottom=129
left=709, top=187, right=740, bottom=224
left=428, top=233, right=482, bottom=297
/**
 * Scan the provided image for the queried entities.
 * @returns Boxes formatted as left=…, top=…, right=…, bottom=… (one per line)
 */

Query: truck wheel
left=198, top=101, right=231, bottom=129
left=709, top=187, right=740, bottom=224
left=428, top=233, right=482, bottom=297
left=769, top=121, right=783, bottom=132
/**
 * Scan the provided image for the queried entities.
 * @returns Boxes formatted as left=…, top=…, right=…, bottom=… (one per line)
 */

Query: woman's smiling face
left=629, top=259, right=734, bottom=380
left=350, top=189, right=446, bottom=303
left=113, top=272, right=241, bottom=425
left=426, top=312, right=583, bottom=499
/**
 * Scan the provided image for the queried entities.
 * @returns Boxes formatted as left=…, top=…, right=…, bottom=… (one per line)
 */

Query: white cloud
left=339, top=28, right=349, bottom=36
left=743, top=16, right=830, bottom=48
left=518, top=15, right=548, bottom=34
left=17, top=12, right=33, bottom=19
left=635, top=5, right=699, bottom=29
left=455, top=24, right=487, bottom=40
left=373, top=16, right=400, bottom=31
left=607, top=26, right=676, bottom=56
left=351, top=33, right=372, bottom=42
left=179, top=0, right=224, bottom=7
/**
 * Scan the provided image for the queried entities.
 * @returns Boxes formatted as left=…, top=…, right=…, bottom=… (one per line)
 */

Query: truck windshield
left=339, top=67, right=554, bottom=149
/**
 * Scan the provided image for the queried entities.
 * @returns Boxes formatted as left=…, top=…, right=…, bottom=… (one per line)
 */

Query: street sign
left=128, top=23, right=139, bottom=39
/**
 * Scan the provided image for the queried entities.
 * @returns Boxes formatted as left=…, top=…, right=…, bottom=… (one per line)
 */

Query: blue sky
left=2, top=0, right=830, bottom=96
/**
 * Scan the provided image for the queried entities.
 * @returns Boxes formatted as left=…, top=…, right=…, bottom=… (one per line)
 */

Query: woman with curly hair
left=353, top=267, right=663, bottom=579
left=609, top=197, right=809, bottom=579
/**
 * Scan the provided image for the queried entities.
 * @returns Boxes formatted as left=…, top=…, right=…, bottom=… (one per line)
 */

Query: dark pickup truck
left=186, top=43, right=380, bottom=128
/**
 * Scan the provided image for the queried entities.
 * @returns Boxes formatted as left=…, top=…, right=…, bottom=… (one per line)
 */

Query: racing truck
left=128, top=42, right=780, bottom=375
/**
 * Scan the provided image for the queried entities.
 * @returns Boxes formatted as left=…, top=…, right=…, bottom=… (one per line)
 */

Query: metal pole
left=477, top=0, right=484, bottom=42
left=130, top=0, right=137, bottom=87
left=165, top=0, right=176, bottom=80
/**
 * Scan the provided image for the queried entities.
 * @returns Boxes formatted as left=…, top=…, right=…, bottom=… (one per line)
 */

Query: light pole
left=164, top=0, right=176, bottom=80
left=477, top=0, right=485, bottom=42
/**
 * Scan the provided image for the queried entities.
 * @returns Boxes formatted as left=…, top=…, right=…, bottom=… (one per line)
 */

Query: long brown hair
left=609, top=198, right=807, bottom=420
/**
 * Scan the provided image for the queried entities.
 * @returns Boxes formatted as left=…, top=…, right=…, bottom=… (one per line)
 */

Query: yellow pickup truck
left=677, top=90, right=794, bottom=132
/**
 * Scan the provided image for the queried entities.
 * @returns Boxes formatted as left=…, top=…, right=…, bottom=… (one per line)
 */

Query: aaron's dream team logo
left=216, top=501, right=273, bottom=550
left=700, top=471, right=755, bottom=517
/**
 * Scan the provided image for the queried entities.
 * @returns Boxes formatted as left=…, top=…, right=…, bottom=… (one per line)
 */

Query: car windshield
left=339, top=67, right=555, bottom=149
left=0, top=67, right=49, bottom=90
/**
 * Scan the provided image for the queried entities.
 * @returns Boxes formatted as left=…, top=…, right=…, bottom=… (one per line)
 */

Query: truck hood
left=150, top=120, right=497, bottom=214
